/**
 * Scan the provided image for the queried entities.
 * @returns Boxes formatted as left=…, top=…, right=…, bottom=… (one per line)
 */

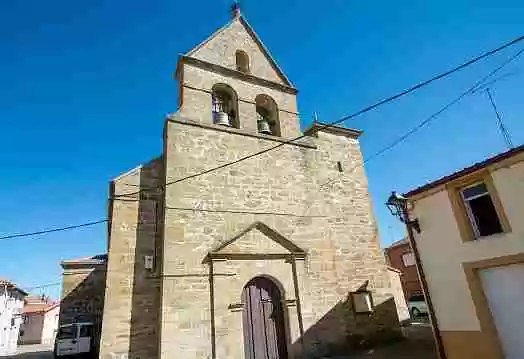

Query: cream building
left=97, top=7, right=403, bottom=359
left=405, top=144, right=524, bottom=359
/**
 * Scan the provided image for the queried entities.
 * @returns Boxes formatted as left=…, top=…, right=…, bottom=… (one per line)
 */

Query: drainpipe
left=386, top=192, right=446, bottom=359
left=404, top=211, right=447, bottom=359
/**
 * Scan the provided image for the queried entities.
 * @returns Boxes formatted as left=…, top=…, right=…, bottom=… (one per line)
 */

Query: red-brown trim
left=23, top=302, right=60, bottom=315
left=406, top=224, right=447, bottom=359
left=405, top=144, right=524, bottom=198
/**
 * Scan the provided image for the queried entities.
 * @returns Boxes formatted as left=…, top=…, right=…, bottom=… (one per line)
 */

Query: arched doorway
left=242, top=277, right=288, bottom=359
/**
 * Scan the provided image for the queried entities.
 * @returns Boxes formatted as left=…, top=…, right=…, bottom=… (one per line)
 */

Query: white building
left=0, top=279, right=27, bottom=356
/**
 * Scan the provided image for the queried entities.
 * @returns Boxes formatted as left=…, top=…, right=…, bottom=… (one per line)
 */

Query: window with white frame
left=401, top=252, right=416, bottom=267
left=461, top=182, right=503, bottom=238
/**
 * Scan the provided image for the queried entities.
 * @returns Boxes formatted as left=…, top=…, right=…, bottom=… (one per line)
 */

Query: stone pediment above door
left=207, top=222, right=306, bottom=261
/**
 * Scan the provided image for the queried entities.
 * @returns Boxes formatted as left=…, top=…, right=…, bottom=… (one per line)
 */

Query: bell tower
left=101, top=5, right=402, bottom=359
left=172, top=7, right=301, bottom=139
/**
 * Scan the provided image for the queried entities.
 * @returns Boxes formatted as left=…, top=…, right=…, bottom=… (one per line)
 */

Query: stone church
left=97, top=7, right=402, bottom=359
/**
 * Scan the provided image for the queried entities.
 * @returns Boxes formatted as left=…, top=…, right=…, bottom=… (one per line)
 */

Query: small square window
left=460, top=182, right=503, bottom=238
left=401, top=252, right=416, bottom=267
left=337, top=161, right=344, bottom=172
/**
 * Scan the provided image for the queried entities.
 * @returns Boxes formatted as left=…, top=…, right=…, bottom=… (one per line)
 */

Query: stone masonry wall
left=102, top=15, right=400, bottom=359
left=160, top=117, right=400, bottom=359
left=189, top=18, right=287, bottom=85
left=99, top=158, right=164, bottom=359
left=179, top=64, right=300, bottom=139
left=60, top=264, right=107, bottom=352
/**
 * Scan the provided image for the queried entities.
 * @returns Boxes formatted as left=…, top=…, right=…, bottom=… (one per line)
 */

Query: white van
left=54, top=322, right=94, bottom=358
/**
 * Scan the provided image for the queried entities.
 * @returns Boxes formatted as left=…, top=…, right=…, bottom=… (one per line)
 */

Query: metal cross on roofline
left=231, top=1, right=241, bottom=17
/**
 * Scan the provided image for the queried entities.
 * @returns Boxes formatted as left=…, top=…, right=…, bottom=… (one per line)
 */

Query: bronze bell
left=214, top=111, right=231, bottom=126
left=258, top=119, right=272, bottom=135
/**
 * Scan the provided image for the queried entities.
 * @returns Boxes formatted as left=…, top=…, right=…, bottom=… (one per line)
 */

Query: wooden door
left=242, top=277, right=288, bottom=359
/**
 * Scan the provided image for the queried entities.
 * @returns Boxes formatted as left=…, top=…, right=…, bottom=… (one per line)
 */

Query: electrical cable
left=0, top=220, right=108, bottom=241
left=2, top=44, right=523, bottom=242
left=486, top=88, right=514, bottom=149
left=24, top=282, right=62, bottom=291
left=268, top=46, right=524, bottom=241
left=115, top=34, right=524, bottom=199
left=364, top=48, right=523, bottom=163
left=165, top=206, right=326, bottom=217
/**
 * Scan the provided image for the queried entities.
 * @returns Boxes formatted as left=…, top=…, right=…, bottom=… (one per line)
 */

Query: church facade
left=99, top=9, right=401, bottom=359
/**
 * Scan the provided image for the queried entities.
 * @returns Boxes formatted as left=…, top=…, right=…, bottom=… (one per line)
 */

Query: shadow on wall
left=59, top=266, right=106, bottom=355
left=290, top=291, right=402, bottom=359
left=127, top=158, right=163, bottom=359
left=113, top=158, right=401, bottom=359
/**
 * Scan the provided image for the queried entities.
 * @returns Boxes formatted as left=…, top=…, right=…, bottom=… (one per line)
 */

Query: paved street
left=8, top=344, right=53, bottom=359
left=7, top=321, right=436, bottom=359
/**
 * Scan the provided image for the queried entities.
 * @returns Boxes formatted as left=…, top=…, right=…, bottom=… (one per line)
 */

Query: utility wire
left=127, top=46, right=524, bottom=246
left=274, top=46, right=524, bottom=240
left=0, top=220, right=108, bottom=241
left=24, top=282, right=62, bottom=291
left=470, top=70, right=519, bottom=94
left=365, top=48, right=524, bottom=163
left=115, top=34, right=524, bottom=199
left=165, top=206, right=326, bottom=217
left=2, top=44, right=523, bottom=242
left=486, top=88, right=514, bottom=150
left=0, top=208, right=322, bottom=242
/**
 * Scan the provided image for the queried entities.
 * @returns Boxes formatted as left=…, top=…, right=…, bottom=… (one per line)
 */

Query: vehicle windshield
left=79, top=324, right=93, bottom=338
left=410, top=294, right=425, bottom=302
left=57, top=326, right=76, bottom=340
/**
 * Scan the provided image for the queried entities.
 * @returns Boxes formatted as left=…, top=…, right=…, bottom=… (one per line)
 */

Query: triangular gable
left=186, top=16, right=293, bottom=87
left=210, top=222, right=305, bottom=255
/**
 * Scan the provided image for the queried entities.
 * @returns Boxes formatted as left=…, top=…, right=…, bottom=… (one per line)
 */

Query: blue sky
left=1, top=0, right=523, bottom=299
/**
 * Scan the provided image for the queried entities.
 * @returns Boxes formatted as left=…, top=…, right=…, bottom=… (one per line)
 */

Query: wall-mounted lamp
left=386, top=191, right=421, bottom=233
left=386, top=191, right=446, bottom=359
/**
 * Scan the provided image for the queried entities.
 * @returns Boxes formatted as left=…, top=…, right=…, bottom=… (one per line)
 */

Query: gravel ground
left=346, top=321, right=438, bottom=359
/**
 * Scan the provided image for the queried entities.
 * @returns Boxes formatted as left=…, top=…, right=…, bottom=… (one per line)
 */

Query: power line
left=165, top=206, right=326, bottom=217
left=0, top=207, right=321, bottom=242
left=162, top=44, right=524, bottom=222
left=486, top=88, right=514, bottom=150
left=365, top=48, right=524, bottom=163
left=0, top=220, right=108, bottom=241
left=2, top=43, right=523, bottom=242
left=24, top=282, right=62, bottom=291
left=271, top=46, right=524, bottom=240
left=470, top=70, right=520, bottom=94
left=115, top=34, right=524, bottom=199
left=163, top=46, right=524, bottom=244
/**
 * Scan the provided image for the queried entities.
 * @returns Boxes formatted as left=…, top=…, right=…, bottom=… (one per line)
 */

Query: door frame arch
left=241, top=275, right=291, bottom=359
